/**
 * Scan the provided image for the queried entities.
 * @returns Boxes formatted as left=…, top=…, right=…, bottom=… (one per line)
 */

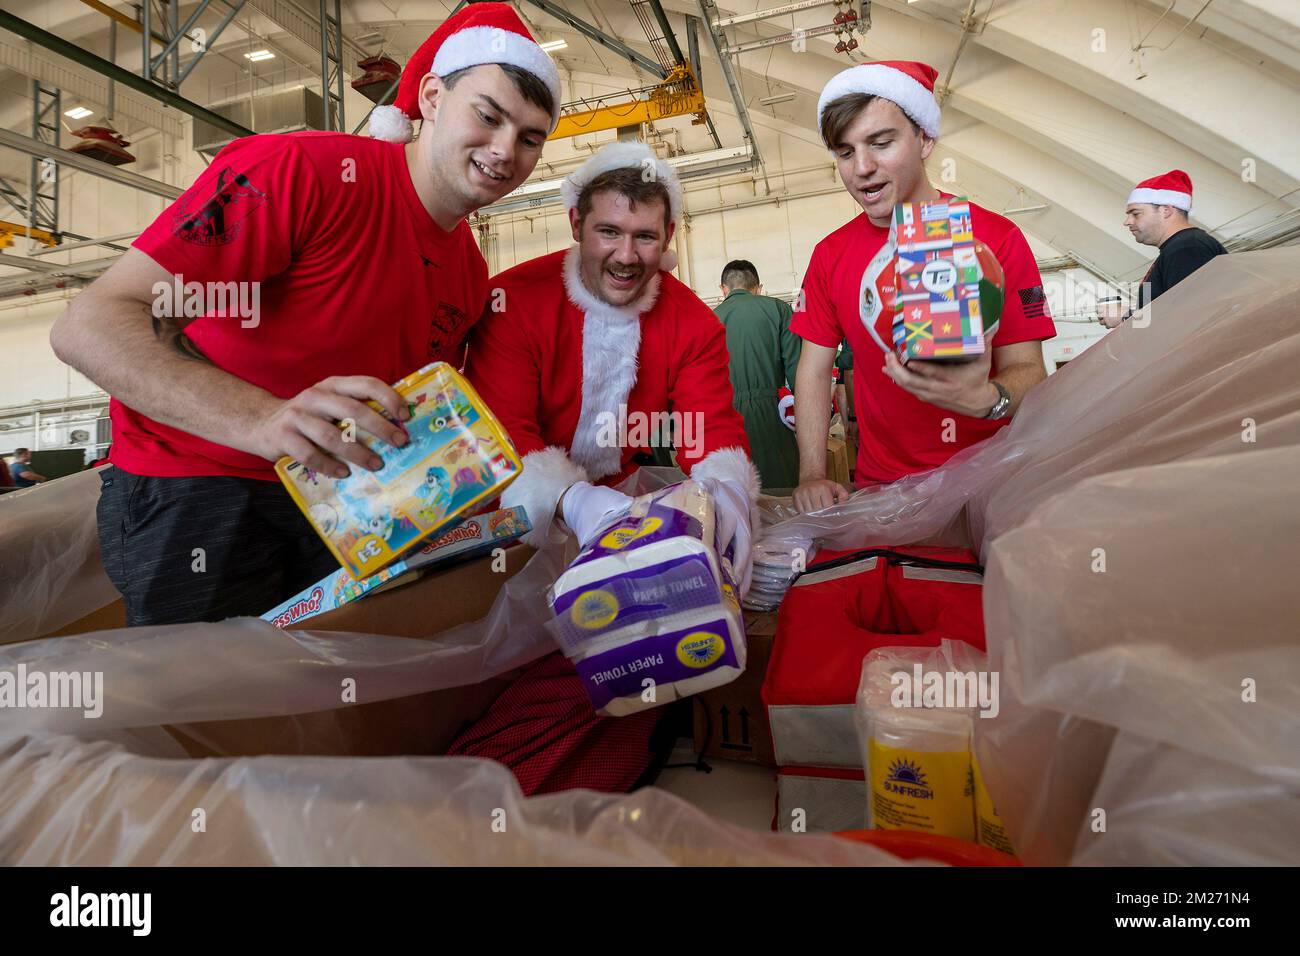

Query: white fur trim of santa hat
left=432, top=25, right=562, bottom=126
left=560, top=141, right=684, bottom=226
left=501, top=446, right=589, bottom=548
left=1127, top=187, right=1192, bottom=212
left=816, top=61, right=941, bottom=140
left=691, top=446, right=761, bottom=503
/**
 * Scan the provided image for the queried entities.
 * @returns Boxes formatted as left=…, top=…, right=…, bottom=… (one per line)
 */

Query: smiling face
left=828, top=96, right=936, bottom=226
left=416, top=64, right=552, bottom=218
left=570, top=188, right=675, bottom=308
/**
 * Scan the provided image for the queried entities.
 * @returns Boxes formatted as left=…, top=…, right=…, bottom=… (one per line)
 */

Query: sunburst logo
left=571, top=589, right=619, bottom=630
left=886, top=758, right=928, bottom=789
left=675, top=631, right=725, bottom=669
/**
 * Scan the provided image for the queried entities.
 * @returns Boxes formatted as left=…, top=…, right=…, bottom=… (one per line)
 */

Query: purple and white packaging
left=547, top=481, right=747, bottom=716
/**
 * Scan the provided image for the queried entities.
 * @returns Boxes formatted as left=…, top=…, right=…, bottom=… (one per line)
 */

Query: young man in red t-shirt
left=48, top=4, right=561, bottom=625
left=791, top=61, right=1055, bottom=511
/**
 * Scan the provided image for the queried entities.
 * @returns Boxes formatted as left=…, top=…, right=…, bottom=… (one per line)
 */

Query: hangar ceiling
left=0, top=0, right=1297, bottom=289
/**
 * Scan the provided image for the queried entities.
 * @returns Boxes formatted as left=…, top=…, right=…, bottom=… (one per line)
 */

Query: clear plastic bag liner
left=1068, top=732, right=1300, bottom=867
left=0, top=542, right=570, bottom=734
left=0, top=467, right=120, bottom=646
left=0, top=733, right=907, bottom=866
left=978, top=446, right=1300, bottom=865
left=1, top=252, right=1296, bottom=865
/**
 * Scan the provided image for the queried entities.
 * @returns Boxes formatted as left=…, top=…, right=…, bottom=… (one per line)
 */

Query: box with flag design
left=892, top=199, right=1003, bottom=362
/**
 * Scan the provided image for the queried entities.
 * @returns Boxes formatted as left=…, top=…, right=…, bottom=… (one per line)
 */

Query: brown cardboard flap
left=163, top=545, right=535, bottom=758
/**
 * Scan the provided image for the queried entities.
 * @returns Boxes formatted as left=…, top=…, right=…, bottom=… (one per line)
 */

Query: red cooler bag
left=762, top=547, right=986, bottom=768
left=773, top=766, right=867, bottom=833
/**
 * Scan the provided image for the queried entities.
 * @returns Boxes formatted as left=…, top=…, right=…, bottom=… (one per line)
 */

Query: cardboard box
left=826, top=436, right=850, bottom=486
left=42, top=599, right=126, bottom=638
left=44, top=546, right=535, bottom=759
left=261, top=506, right=531, bottom=628
left=165, top=544, right=535, bottom=758
left=692, top=610, right=778, bottom=766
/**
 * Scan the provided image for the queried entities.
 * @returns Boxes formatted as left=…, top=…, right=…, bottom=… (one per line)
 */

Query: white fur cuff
left=1127, top=187, right=1193, bottom=212
left=691, top=446, right=761, bottom=503
left=502, top=446, right=589, bottom=548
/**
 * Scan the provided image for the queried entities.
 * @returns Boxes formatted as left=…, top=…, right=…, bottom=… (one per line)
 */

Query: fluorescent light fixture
left=64, top=106, right=93, bottom=119
left=244, top=49, right=275, bottom=62
left=539, top=39, right=568, bottom=52
left=759, top=93, right=796, bottom=106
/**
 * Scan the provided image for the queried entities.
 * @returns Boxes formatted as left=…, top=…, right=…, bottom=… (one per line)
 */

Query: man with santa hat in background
left=1121, top=169, right=1228, bottom=317
left=49, top=3, right=561, bottom=625
left=449, top=140, right=761, bottom=795
left=790, top=60, right=1056, bottom=512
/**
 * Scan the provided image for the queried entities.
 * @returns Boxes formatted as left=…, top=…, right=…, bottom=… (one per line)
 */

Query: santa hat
left=1127, top=169, right=1193, bottom=213
left=561, top=140, right=683, bottom=270
left=777, top=386, right=796, bottom=431
left=560, top=141, right=684, bottom=226
left=369, top=2, right=561, bottom=144
left=817, top=60, right=941, bottom=139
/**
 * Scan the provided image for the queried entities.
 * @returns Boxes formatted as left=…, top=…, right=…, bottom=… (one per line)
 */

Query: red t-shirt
left=112, top=131, right=489, bottom=480
left=791, top=197, right=1055, bottom=483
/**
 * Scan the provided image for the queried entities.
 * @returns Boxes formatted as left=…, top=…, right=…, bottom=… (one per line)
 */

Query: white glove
left=699, top=478, right=755, bottom=599
left=560, top=481, right=634, bottom=547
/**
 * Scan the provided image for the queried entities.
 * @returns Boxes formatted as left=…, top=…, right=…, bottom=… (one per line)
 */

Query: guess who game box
left=275, top=362, right=522, bottom=579
left=892, top=199, right=989, bottom=361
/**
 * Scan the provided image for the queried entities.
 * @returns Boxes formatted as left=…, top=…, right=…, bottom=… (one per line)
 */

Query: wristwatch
left=984, top=381, right=1012, bottom=420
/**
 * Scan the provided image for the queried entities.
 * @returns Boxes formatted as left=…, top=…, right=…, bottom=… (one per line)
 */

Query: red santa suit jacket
left=466, top=246, right=757, bottom=546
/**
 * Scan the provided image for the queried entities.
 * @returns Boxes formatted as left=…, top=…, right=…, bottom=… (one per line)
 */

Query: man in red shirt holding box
left=49, top=4, right=561, bottom=625
left=791, top=61, right=1055, bottom=511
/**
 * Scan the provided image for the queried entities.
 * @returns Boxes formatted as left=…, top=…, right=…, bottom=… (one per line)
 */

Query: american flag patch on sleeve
left=1018, top=285, right=1049, bottom=319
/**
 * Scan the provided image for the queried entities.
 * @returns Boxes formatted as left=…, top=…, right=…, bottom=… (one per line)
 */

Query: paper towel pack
left=547, top=481, right=746, bottom=716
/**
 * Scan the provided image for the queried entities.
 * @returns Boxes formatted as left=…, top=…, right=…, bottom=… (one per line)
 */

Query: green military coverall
left=715, top=288, right=803, bottom=491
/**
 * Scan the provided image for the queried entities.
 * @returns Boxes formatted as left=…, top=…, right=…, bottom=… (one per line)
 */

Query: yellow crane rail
left=550, top=64, right=708, bottom=140
left=0, top=220, right=60, bottom=248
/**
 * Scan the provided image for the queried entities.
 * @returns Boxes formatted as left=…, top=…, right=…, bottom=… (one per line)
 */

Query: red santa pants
left=444, top=652, right=666, bottom=796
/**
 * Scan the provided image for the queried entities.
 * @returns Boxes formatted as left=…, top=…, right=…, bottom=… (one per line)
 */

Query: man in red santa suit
left=450, top=141, right=761, bottom=795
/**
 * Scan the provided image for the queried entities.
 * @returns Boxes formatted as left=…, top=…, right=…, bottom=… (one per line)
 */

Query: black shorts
left=96, top=466, right=340, bottom=627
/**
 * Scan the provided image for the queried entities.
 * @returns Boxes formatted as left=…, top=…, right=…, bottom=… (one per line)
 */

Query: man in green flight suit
left=714, top=260, right=803, bottom=490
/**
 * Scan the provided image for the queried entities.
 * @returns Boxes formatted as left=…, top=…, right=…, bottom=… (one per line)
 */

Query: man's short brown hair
left=442, top=63, right=555, bottom=119
left=575, top=166, right=673, bottom=233
left=820, top=93, right=921, bottom=149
